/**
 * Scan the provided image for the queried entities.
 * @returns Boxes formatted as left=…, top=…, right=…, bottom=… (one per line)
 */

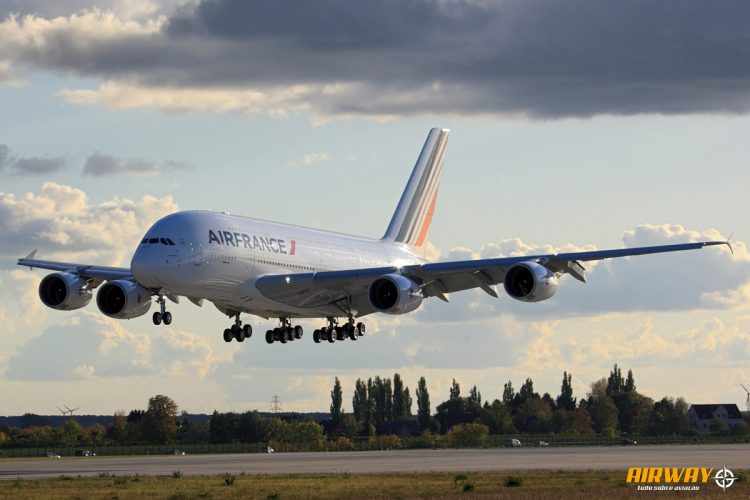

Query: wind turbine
left=57, top=405, right=79, bottom=417
left=741, top=384, right=750, bottom=412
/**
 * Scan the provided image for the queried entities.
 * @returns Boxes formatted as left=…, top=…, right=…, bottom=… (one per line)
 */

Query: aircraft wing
left=17, top=250, right=132, bottom=282
left=255, top=240, right=729, bottom=311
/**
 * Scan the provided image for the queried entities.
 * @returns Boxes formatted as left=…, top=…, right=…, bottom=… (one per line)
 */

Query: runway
left=1, top=444, right=748, bottom=479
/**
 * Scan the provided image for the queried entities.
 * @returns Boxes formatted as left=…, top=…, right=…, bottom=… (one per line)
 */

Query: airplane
left=18, top=128, right=730, bottom=345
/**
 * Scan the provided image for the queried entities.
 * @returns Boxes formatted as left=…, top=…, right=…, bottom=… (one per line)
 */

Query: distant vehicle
left=622, top=438, right=638, bottom=446
left=74, top=450, right=96, bottom=457
left=266, top=446, right=275, bottom=454
left=538, top=440, right=550, bottom=447
left=173, top=450, right=186, bottom=456
left=17, top=129, right=729, bottom=347
left=46, top=452, right=61, bottom=459
left=510, top=439, right=522, bottom=448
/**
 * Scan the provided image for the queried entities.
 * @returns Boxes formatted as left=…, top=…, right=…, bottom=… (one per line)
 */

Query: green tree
left=61, top=419, right=82, bottom=446
left=446, top=422, right=489, bottom=447
left=403, top=387, right=413, bottom=416
left=416, top=376, right=431, bottom=431
left=352, top=378, right=369, bottom=428
left=606, top=364, right=624, bottom=396
left=143, top=395, right=178, bottom=444
left=110, top=411, right=127, bottom=444
left=556, top=371, right=576, bottom=411
left=435, top=397, right=482, bottom=433
left=450, top=379, right=461, bottom=400
left=624, top=369, right=636, bottom=393
left=480, top=400, right=515, bottom=434
left=469, top=385, right=482, bottom=406
left=502, top=381, right=515, bottom=406
left=587, top=393, right=619, bottom=436
left=330, top=377, right=343, bottom=427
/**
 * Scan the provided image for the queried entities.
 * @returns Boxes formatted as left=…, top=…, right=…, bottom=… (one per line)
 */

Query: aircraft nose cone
left=131, top=248, right=160, bottom=288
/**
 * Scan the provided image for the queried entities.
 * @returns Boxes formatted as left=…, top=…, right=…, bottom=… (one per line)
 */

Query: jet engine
left=368, top=274, right=423, bottom=314
left=503, top=262, right=559, bottom=302
left=38, top=272, right=92, bottom=310
left=96, top=280, right=152, bottom=319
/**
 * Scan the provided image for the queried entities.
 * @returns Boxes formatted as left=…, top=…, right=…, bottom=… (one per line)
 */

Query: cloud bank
left=3, top=1, right=750, bottom=118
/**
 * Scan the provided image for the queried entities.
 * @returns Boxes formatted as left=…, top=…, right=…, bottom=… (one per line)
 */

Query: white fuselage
left=131, top=211, right=425, bottom=318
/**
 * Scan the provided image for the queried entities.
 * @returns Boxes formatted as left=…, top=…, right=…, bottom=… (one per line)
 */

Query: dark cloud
left=0, top=145, right=9, bottom=169
left=12, top=156, right=66, bottom=175
left=4, top=0, right=750, bottom=117
left=0, top=145, right=66, bottom=175
left=82, top=153, right=191, bottom=177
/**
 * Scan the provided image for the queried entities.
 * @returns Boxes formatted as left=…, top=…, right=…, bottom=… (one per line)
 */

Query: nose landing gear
left=223, top=313, right=252, bottom=342
left=152, top=296, right=172, bottom=326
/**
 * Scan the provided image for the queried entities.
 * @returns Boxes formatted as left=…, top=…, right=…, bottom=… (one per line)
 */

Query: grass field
left=1, top=470, right=747, bottom=499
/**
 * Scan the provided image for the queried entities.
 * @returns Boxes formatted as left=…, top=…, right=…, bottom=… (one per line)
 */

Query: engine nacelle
left=368, top=274, right=423, bottom=315
left=38, top=272, right=92, bottom=311
left=503, top=262, right=559, bottom=302
left=96, top=280, right=152, bottom=319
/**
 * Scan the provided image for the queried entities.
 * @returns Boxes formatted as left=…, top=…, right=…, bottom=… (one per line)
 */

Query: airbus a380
left=19, top=129, right=729, bottom=345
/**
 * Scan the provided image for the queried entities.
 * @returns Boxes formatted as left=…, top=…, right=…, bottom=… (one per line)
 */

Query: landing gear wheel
left=327, top=329, right=335, bottom=343
left=223, top=329, right=233, bottom=342
left=313, top=329, right=321, bottom=343
left=357, top=322, right=366, bottom=336
left=162, top=311, right=172, bottom=325
left=234, top=329, right=244, bottom=342
left=152, top=312, right=162, bottom=325
left=294, top=325, right=303, bottom=339
left=242, top=324, right=252, bottom=339
left=335, top=326, right=345, bottom=341
left=265, top=330, right=274, bottom=344
left=280, top=332, right=287, bottom=344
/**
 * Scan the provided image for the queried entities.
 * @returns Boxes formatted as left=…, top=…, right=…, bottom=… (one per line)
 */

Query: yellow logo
left=626, top=467, right=714, bottom=492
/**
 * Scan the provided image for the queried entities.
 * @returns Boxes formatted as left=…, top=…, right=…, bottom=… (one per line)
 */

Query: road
left=1, top=444, right=748, bottom=479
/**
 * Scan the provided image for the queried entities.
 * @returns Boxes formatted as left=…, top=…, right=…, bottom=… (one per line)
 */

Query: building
left=688, top=404, right=744, bottom=434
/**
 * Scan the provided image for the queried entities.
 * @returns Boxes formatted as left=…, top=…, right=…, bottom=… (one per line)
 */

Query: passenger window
left=167, top=238, right=175, bottom=246
left=160, top=238, right=168, bottom=245
left=149, top=238, right=158, bottom=244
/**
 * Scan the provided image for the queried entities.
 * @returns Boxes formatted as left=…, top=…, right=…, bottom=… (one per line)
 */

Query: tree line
left=1, top=365, right=748, bottom=450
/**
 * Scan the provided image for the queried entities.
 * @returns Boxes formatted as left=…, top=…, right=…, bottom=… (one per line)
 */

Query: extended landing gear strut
left=152, top=296, right=172, bottom=326
left=265, top=318, right=303, bottom=344
left=312, top=317, right=365, bottom=344
left=223, top=313, right=252, bottom=343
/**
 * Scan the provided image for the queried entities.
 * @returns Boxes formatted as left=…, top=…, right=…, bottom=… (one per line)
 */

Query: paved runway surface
left=1, top=444, right=749, bottom=479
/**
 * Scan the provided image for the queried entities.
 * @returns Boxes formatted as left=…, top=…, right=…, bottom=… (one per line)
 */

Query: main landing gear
left=312, top=317, right=365, bottom=344
left=223, top=313, right=252, bottom=343
left=152, top=296, right=172, bottom=326
left=265, top=318, right=303, bottom=344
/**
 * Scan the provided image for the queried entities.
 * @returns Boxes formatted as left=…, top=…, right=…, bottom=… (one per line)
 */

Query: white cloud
left=4, top=311, right=215, bottom=381
left=0, top=182, right=177, bottom=265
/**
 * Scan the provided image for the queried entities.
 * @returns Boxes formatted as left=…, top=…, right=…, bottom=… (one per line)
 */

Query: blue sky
left=0, top=0, right=749, bottom=415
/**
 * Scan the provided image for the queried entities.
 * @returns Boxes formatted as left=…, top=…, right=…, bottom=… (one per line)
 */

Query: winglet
left=727, top=233, right=735, bottom=256
left=24, top=249, right=37, bottom=260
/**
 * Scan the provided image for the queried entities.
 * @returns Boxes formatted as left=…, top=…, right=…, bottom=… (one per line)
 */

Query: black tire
left=243, top=324, right=252, bottom=338
left=285, top=327, right=294, bottom=341
left=357, top=322, right=366, bottom=336
left=335, top=327, right=345, bottom=341
left=265, top=330, right=274, bottom=344
left=313, top=330, right=320, bottom=343
left=234, top=329, right=244, bottom=342
left=223, top=329, right=233, bottom=342
left=294, top=325, right=303, bottom=339
left=162, top=312, right=172, bottom=325
left=152, top=312, right=162, bottom=325
left=327, top=329, right=335, bottom=343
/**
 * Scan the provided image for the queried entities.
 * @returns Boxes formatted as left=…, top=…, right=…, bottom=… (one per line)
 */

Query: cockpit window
left=149, top=238, right=159, bottom=244
left=141, top=238, right=149, bottom=244
left=166, top=238, right=175, bottom=246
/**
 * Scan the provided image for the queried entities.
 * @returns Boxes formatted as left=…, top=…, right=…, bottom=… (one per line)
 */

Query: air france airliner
left=18, top=129, right=729, bottom=345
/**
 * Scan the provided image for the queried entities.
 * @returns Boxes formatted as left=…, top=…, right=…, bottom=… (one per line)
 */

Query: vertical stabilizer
left=382, top=128, right=449, bottom=248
